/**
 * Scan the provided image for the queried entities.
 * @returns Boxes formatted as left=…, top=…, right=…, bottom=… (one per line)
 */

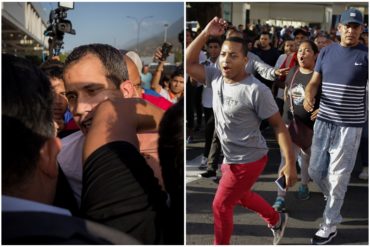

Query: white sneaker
left=311, top=224, right=337, bottom=245
left=270, top=212, right=288, bottom=245
left=359, top=167, right=368, bottom=180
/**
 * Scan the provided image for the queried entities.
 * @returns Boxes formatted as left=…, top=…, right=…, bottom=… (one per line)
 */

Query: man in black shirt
left=252, top=32, right=281, bottom=89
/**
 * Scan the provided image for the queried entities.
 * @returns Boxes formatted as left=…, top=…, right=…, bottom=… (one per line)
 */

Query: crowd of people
left=2, top=5, right=368, bottom=246
left=186, top=7, right=368, bottom=245
left=3, top=41, right=184, bottom=244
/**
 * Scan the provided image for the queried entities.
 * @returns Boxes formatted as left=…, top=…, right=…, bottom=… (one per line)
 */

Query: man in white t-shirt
left=187, top=17, right=297, bottom=245
left=59, top=44, right=165, bottom=207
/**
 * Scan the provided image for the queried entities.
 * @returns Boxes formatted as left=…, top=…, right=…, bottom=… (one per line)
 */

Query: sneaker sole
left=273, top=213, right=289, bottom=245
left=198, top=174, right=217, bottom=179
left=272, top=206, right=286, bottom=212
left=311, top=231, right=337, bottom=245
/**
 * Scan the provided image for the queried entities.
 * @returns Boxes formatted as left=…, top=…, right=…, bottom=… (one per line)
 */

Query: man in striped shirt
left=304, top=8, right=368, bottom=245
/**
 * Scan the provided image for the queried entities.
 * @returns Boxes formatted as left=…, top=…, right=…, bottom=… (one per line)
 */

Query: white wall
left=2, top=2, right=48, bottom=46
left=229, top=2, right=368, bottom=32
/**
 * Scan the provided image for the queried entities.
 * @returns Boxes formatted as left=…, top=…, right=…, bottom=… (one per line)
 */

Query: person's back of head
left=123, top=54, right=142, bottom=92
left=2, top=54, right=59, bottom=202
left=65, top=43, right=129, bottom=88
left=158, top=98, right=184, bottom=244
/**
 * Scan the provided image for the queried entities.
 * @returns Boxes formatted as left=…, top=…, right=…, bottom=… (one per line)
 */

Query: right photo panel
left=186, top=2, right=368, bottom=245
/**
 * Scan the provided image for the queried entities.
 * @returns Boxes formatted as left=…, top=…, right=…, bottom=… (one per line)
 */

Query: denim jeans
left=308, top=120, right=362, bottom=226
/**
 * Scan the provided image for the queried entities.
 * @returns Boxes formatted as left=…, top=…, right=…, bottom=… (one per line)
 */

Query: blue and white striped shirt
left=315, top=43, right=368, bottom=127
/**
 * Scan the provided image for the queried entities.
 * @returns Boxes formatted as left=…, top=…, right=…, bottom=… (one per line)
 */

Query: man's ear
left=119, top=80, right=135, bottom=98
left=337, top=23, right=342, bottom=33
left=39, top=137, right=61, bottom=179
left=243, top=56, right=248, bottom=65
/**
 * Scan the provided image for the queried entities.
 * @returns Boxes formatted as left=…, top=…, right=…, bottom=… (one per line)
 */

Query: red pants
left=212, top=155, right=279, bottom=244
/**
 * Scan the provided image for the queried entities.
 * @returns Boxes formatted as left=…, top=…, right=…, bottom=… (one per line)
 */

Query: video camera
left=44, top=2, right=76, bottom=57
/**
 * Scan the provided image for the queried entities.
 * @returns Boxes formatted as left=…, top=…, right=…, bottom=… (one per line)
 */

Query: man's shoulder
left=247, top=51, right=262, bottom=62
left=3, top=211, right=140, bottom=244
left=242, top=75, right=267, bottom=89
left=321, top=42, right=345, bottom=55
left=354, top=43, right=368, bottom=53
left=205, top=66, right=222, bottom=83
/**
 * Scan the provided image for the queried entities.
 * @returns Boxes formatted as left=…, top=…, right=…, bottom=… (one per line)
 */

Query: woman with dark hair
left=273, top=40, right=320, bottom=212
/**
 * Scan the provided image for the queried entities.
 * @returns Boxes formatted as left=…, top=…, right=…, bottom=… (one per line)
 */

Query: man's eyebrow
left=221, top=51, right=238, bottom=55
left=221, top=50, right=237, bottom=53
left=66, top=82, right=104, bottom=91
left=82, top=83, right=104, bottom=90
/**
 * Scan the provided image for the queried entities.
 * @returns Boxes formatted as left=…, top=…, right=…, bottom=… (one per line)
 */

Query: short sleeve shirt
left=315, top=43, right=368, bottom=127
left=282, top=66, right=320, bottom=128
left=205, top=67, right=279, bottom=164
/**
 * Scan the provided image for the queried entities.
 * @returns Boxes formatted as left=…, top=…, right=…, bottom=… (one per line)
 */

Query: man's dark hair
left=283, top=36, right=294, bottom=42
left=293, top=28, right=309, bottom=37
left=159, top=75, right=170, bottom=88
left=171, top=67, right=184, bottom=79
left=186, top=28, right=195, bottom=40
left=64, top=44, right=129, bottom=88
left=39, top=59, right=64, bottom=80
left=206, top=37, right=222, bottom=47
left=260, top=31, right=271, bottom=39
left=2, top=54, right=54, bottom=190
left=279, top=37, right=295, bottom=52
left=224, top=36, right=249, bottom=57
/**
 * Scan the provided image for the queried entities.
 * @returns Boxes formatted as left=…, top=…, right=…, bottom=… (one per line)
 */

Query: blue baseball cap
left=340, top=8, right=363, bottom=25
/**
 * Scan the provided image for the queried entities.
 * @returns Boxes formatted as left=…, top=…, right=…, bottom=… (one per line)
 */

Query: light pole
left=164, top=23, right=169, bottom=42
left=127, top=15, right=153, bottom=54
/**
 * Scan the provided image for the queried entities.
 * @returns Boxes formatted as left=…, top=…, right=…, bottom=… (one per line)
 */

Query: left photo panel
left=2, top=2, right=184, bottom=245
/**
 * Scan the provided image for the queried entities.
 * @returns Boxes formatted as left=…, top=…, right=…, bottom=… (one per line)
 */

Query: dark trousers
left=203, top=107, right=214, bottom=158
left=194, top=86, right=203, bottom=127
left=186, top=81, right=195, bottom=129
left=207, top=130, right=221, bottom=172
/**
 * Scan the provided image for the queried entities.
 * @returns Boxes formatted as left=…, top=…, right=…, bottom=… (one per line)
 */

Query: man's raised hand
left=203, top=17, right=228, bottom=37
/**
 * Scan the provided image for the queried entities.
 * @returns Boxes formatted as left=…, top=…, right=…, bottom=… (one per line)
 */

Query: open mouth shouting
left=222, top=65, right=231, bottom=75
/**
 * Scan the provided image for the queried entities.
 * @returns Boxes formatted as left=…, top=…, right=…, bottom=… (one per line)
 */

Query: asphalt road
left=186, top=127, right=368, bottom=245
